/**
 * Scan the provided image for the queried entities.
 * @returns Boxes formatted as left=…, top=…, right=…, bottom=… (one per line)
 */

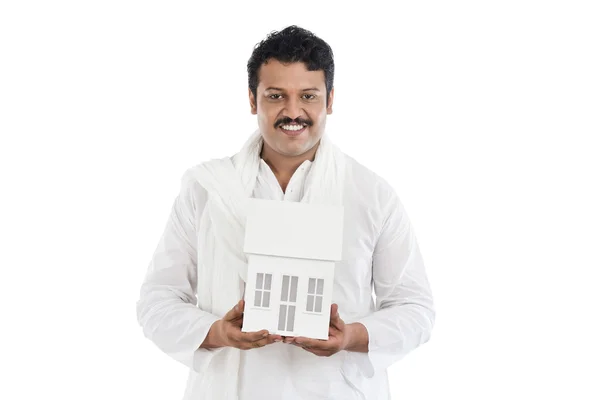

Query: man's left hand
left=284, top=303, right=351, bottom=357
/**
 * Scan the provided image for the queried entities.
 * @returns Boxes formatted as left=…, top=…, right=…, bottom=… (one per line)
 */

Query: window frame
left=252, top=272, right=273, bottom=309
left=304, top=277, right=325, bottom=314
left=278, top=274, right=299, bottom=332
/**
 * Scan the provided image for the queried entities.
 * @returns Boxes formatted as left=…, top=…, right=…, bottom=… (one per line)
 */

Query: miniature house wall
left=241, top=198, right=344, bottom=340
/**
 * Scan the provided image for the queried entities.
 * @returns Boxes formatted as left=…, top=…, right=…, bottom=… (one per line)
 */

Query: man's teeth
left=281, top=124, right=305, bottom=131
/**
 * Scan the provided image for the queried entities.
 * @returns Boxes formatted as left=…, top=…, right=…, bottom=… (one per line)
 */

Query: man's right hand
left=201, top=300, right=283, bottom=350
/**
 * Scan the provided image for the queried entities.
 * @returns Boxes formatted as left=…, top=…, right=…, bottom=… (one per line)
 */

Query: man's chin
left=279, top=142, right=319, bottom=158
left=279, top=149, right=308, bottom=158
left=271, top=141, right=303, bottom=155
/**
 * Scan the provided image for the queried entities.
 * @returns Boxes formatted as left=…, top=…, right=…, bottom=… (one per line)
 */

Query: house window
left=254, top=273, right=272, bottom=308
left=306, top=278, right=324, bottom=313
left=278, top=275, right=298, bottom=332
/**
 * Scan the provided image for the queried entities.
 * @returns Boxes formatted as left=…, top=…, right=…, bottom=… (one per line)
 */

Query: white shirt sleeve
left=351, top=190, right=436, bottom=378
left=136, top=173, right=224, bottom=373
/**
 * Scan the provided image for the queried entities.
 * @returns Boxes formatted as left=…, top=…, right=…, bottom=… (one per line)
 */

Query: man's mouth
left=279, top=123, right=307, bottom=131
left=279, top=123, right=307, bottom=136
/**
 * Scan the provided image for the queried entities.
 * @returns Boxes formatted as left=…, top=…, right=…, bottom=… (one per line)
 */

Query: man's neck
left=260, top=141, right=320, bottom=192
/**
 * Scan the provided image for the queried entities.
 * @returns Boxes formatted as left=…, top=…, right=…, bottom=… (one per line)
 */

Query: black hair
left=247, top=25, right=334, bottom=106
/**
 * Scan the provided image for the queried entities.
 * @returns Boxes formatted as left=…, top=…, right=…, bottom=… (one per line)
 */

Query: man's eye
left=302, top=94, right=316, bottom=100
left=269, top=94, right=282, bottom=100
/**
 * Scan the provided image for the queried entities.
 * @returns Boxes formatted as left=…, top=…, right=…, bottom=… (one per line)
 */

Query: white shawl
left=188, top=129, right=346, bottom=399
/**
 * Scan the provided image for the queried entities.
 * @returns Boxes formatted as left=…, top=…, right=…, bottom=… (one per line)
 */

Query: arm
left=344, top=322, right=369, bottom=353
left=351, top=190, right=435, bottom=377
left=136, top=172, right=282, bottom=368
left=136, top=173, right=223, bottom=373
left=290, top=191, right=434, bottom=366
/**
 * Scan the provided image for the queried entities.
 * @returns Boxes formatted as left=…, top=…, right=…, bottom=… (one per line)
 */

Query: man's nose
left=283, top=97, right=303, bottom=120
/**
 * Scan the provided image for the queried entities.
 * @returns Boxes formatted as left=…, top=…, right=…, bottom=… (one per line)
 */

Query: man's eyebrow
left=264, top=87, right=321, bottom=92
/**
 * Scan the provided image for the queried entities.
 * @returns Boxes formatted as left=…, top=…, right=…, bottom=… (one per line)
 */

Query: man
left=137, top=25, right=435, bottom=400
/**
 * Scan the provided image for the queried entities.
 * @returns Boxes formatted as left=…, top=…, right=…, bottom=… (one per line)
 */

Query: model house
left=241, top=198, right=344, bottom=340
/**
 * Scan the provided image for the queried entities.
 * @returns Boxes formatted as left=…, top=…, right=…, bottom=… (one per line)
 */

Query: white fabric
left=178, top=129, right=345, bottom=399
left=136, top=130, right=435, bottom=399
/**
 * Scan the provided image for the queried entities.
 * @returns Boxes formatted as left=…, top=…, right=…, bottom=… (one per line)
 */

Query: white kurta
left=137, top=154, right=435, bottom=400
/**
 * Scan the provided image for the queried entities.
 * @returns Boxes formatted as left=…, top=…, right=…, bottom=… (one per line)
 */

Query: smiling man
left=250, top=56, right=334, bottom=193
left=137, top=26, right=435, bottom=400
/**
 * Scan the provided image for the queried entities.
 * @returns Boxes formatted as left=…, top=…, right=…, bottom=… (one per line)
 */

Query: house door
left=278, top=275, right=298, bottom=333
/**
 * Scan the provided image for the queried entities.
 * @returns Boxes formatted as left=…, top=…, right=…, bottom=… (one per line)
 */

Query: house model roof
left=243, top=198, right=344, bottom=261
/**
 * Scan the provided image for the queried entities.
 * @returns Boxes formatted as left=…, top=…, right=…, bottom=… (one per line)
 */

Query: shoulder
left=342, top=154, right=415, bottom=251
left=177, top=155, right=237, bottom=211
left=182, top=156, right=234, bottom=181
left=343, top=153, right=401, bottom=211
left=177, top=158, right=224, bottom=213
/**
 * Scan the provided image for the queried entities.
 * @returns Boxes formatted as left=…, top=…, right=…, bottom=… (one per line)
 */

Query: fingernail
left=263, top=333, right=268, bottom=338
left=274, top=338, right=282, bottom=342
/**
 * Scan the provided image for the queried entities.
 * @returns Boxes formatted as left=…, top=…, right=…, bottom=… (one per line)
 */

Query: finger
left=238, top=329, right=269, bottom=343
left=331, top=317, right=345, bottom=331
left=257, top=335, right=276, bottom=347
left=283, top=336, right=296, bottom=344
left=330, top=304, right=345, bottom=331
left=268, top=334, right=283, bottom=343
left=242, top=332, right=282, bottom=349
left=241, top=336, right=270, bottom=350
left=254, top=334, right=282, bottom=346
left=331, top=303, right=339, bottom=317
left=223, top=300, right=245, bottom=322
left=330, top=303, right=340, bottom=321
left=295, top=337, right=332, bottom=351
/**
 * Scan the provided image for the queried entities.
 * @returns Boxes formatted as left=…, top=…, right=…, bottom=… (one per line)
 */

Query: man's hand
left=201, top=300, right=283, bottom=350
left=284, top=304, right=368, bottom=357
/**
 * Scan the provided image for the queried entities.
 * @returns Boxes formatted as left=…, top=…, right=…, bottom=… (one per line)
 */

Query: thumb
left=330, top=303, right=339, bottom=319
left=223, top=299, right=244, bottom=322
left=330, top=304, right=344, bottom=330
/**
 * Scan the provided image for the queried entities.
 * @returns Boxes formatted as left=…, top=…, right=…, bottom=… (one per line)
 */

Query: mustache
left=274, top=117, right=313, bottom=128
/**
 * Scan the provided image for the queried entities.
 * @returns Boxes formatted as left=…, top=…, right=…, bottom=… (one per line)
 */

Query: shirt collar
left=258, top=158, right=313, bottom=175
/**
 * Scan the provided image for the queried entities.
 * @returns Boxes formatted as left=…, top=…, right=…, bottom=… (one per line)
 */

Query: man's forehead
left=257, top=59, right=326, bottom=91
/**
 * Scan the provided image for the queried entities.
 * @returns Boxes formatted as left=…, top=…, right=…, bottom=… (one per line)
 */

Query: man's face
left=249, top=59, right=333, bottom=158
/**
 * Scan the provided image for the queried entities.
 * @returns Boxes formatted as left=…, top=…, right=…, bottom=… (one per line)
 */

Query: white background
left=1, top=1, right=599, bottom=399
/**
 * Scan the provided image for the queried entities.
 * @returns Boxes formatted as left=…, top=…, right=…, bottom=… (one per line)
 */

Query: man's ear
left=249, top=88, right=257, bottom=115
left=326, top=87, right=334, bottom=115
